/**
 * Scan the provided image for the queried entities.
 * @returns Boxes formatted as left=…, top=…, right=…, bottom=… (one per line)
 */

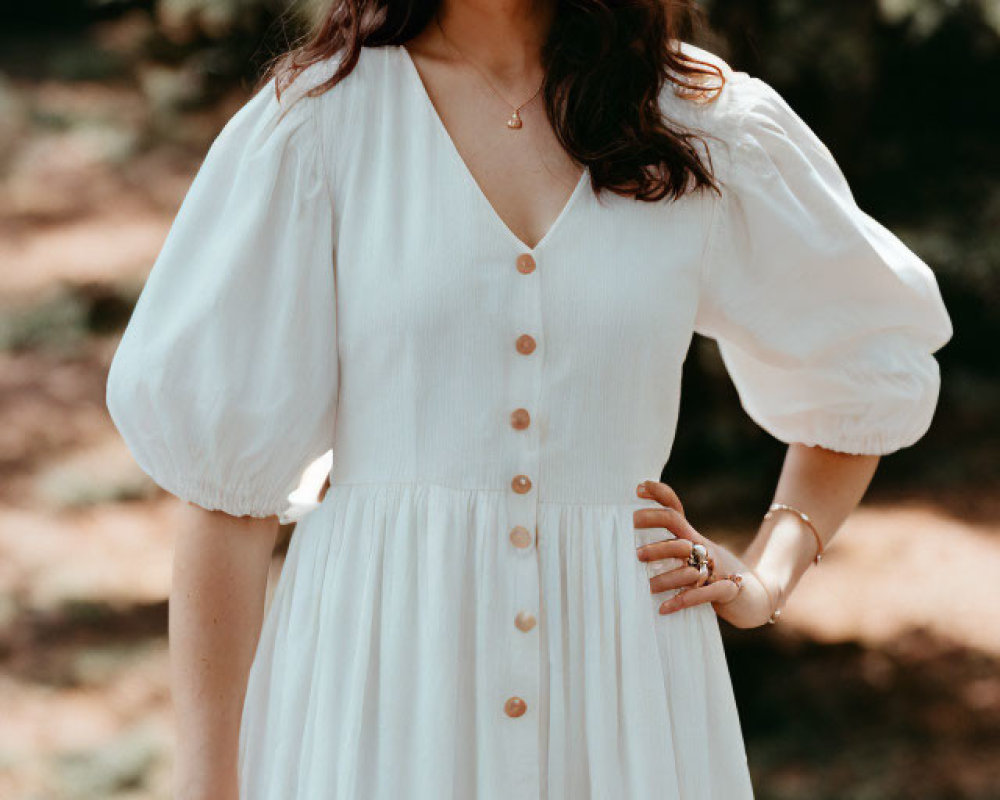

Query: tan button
left=511, top=474, right=532, bottom=494
left=515, top=611, right=537, bottom=632
left=510, top=408, right=531, bottom=430
left=515, top=334, right=536, bottom=355
left=516, top=253, right=536, bottom=274
left=509, top=525, right=532, bottom=548
left=504, top=696, right=527, bottom=718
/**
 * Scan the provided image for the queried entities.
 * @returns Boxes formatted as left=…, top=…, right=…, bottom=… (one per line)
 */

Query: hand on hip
left=634, top=480, right=774, bottom=629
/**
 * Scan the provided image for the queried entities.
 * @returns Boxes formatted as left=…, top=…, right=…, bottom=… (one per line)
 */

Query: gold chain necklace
left=433, top=14, right=544, bottom=130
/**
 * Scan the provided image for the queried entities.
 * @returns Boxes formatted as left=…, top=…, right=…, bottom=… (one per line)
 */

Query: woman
left=105, top=0, right=953, bottom=797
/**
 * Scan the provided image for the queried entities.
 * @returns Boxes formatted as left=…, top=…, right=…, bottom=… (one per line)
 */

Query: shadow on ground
left=726, top=625, right=1000, bottom=799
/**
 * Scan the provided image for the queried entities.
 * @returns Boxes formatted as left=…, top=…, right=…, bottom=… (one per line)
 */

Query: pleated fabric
left=238, top=484, right=753, bottom=800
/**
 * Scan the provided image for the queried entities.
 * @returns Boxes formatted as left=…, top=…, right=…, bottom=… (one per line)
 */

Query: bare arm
left=739, top=443, right=880, bottom=618
left=636, top=443, right=880, bottom=628
left=170, top=503, right=279, bottom=800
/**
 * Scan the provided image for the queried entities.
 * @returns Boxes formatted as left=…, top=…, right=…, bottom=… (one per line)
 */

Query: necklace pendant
left=507, top=109, right=523, bottom=130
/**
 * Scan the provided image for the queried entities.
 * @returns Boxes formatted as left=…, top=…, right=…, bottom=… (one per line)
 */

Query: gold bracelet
left=751, top=569, right=782, bottom=624
left=764, top=502, right=824, bottom=565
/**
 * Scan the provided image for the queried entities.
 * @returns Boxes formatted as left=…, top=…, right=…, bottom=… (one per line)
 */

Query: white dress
left=105, top=41, right=952, bottom=799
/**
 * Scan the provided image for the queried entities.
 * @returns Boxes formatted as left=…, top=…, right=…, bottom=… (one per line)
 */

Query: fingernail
left=636, top=482, right=649, bottom=497
left=635, top=546, right=647, bottom=561
left=660, top=600, right=676, bottom=615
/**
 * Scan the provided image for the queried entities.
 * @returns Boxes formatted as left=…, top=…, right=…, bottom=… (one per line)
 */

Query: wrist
left=764, top=502, right=825, bottom=564
left=747, top=567, right=784, bottom=623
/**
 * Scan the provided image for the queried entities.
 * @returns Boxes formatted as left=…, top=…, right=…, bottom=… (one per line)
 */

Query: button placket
left=501, top=249, right=543, bottom=797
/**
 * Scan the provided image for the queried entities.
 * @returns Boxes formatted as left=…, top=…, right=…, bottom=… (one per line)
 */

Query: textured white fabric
left=105, top=40, right=952, bottom=799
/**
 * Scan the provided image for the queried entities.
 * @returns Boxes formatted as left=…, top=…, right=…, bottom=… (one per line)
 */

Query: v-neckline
left=396, top=43, right=590, bottom=254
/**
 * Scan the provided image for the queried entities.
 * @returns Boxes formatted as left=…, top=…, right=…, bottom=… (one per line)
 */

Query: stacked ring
left=707, top=571, right=744, bottom=591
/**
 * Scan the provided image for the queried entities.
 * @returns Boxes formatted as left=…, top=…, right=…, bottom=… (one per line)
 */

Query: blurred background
left=0, top=0, right=997, bottom=798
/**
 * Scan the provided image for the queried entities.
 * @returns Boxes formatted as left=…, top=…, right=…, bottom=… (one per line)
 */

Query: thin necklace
left=433, top=14, right=544, bottom=130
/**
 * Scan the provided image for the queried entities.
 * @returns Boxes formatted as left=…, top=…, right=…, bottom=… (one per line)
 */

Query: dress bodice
left=105, top=42, right=952, bottom=520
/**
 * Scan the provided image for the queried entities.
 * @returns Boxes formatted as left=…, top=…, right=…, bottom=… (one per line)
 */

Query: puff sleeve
left=693, top=74, right=953, bottom=455
left=105, top=74, right=338, bottom=519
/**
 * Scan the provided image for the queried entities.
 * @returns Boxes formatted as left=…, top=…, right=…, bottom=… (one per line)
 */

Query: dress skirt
left=237, top=482, right=755, bottom=799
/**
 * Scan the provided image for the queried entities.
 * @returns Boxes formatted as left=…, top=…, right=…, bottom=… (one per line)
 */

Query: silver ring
left=687, top=542, right=709, bottom=571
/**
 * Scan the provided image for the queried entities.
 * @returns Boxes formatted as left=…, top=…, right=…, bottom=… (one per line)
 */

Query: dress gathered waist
left=322, top=478, right=665, bottom=510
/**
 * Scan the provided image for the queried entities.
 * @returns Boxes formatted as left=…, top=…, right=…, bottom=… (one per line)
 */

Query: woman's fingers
left=635, top=538, right=691, bottom=562
left=648, top=565, right=701, bottom=593
left=634, top=479, right=730, bottom=607
left=659, top=578, right=740, bottom=615
left=636, top=481, right=684, bottom=516
left=633, top=506, right=702, bottom=543
left=636, top=480, right=685, bottom=516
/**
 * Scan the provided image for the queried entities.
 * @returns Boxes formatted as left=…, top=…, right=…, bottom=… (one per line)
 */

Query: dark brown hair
left=260, top=0, right=726, bottom=202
